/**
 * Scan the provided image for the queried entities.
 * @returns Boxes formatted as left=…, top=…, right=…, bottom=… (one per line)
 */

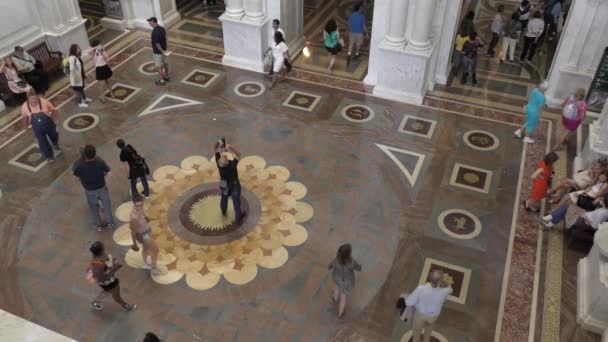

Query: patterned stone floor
left=0, top=34, right=554, bottom=342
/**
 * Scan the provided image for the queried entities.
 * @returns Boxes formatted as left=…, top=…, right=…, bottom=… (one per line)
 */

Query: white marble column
left=225, top=0, right=245, bottom=18
left=408, top=0, right=435, bottom=50
left=577, top=224, right=608, bottom=334
left=385, top=0, right=408, bottom=46
left=245, top=0, right=264, bottom=21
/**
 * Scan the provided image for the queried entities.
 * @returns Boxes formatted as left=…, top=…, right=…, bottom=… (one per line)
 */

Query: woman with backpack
left=324, top=18, right=343, bottom=73
left=554, top=88, right=587, bottom=150
left=68, top=44, right=93, bottom=108
left=87, top=241, right=137, bottom=311
left=116, top=139, right=150, bottom=198
left=86, top=40, right=115, bottom=101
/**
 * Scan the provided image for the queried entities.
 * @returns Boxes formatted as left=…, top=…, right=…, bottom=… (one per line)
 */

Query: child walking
left=524, top=151, right=559, bottom=212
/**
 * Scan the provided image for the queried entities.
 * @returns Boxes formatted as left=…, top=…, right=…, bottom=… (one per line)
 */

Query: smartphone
left=221, top=137, right=226, bottom=148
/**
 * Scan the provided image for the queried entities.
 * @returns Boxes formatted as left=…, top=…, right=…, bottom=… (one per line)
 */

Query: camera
left=220, top=137, right=226, bottom=148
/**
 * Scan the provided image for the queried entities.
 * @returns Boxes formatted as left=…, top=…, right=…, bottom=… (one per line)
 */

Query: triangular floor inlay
left=138, top=94, right=203, bottom=117
left=376, top=143, right=425, bottom=187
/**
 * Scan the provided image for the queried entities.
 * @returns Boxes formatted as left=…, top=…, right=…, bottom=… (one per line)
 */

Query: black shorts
left=325, top=45, right=341, bottom=55
left=99, top=279, right=119, bottom=291
left=95, top=65, right=113, bottom=81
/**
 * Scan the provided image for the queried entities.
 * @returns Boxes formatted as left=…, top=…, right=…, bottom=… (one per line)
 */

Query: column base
left=45, top=19, right=89, bottom=54
left=101, top=17, right=128, bottom=31
left=220, top=15, right=269, bottom=73
left=371, top=40, right=433, bottom=105
left=578, top=255, right=608, bottom=334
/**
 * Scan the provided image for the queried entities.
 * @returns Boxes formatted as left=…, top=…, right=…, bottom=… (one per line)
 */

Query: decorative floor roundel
left=463, top=130, right=499, bottom=151
left=63, top=113, right=99, bottom=132
left=113, top=155, right=313, bottom=290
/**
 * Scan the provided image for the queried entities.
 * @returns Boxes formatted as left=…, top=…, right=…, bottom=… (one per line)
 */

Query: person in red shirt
left=524, top=152, right=559, bottom=212
left=21, top=89, right=60, bottom=162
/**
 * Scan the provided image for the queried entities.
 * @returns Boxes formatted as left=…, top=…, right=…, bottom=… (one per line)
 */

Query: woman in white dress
left=270, top=31, right=291, bottom=89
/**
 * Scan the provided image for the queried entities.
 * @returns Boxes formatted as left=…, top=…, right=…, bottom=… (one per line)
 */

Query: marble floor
left=0, top=4, right=599, bottom=342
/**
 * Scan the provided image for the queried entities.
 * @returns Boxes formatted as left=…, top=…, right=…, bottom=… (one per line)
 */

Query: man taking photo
left=213, top=139, right=246, bottom=222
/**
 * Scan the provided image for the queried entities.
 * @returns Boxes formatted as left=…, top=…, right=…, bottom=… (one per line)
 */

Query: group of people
left=454, top=0, right=568, bottom=85
left=0, top=46, right=50, bottom=99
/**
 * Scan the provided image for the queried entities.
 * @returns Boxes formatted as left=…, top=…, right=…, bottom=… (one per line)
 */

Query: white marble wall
left=545, top=0, right=608, bottom=109
left=120, top=0, right=181, bottom=30
left=0, top=0, right=88, bottom=57
left=221, top=0, right=304, bottom=73
left=365, top=0, right=462, bottom=104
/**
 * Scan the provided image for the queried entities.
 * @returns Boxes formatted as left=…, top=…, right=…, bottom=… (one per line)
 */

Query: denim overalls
left=28, top=101, right=58, bottom=160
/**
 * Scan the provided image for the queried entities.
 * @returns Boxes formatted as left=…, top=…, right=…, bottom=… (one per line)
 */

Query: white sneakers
left=540, top=215, right=554, bottom=229
left=523, top=137, right=535, bottom=144
left=78, top=102, right=89, bottom=108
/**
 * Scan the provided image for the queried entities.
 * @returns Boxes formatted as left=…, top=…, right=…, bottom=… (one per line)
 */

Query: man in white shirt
left=404, top=270, right=452, bottom=342
left=520, top=10, right=544, bottom=63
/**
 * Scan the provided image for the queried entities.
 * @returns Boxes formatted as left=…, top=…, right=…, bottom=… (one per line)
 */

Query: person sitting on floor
left=566, top=192, right=608, bottom=234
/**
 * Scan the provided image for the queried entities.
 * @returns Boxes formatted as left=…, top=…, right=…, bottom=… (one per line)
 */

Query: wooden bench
left=0, top=42, right=62, bottom=105
left=27, top=42, right=62, bottom=74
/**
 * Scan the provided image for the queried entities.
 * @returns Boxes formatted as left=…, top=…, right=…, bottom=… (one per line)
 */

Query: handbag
left=576, top=193, right=597, bottom=211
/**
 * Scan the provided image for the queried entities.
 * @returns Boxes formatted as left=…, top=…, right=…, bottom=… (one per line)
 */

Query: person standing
left=73, top=145, right=115, bottom=231
left=554, top=88, right=587, bottom=150
left=347, top=4, right=367, bottom=66
left=549, top=0, right=562, bottom=38
left=328, top=243, right=362, bottom=318
left=147, top=17, right=170, bottom=86
left=404, top=270, right=452, bottom=342
left=129, top=194, right=163, bottom=275
left=214, top=140, right=246, bottom=221
left=517, top=1, right=532, bottom=31
left=486, top=4, right=504, bottom=57
left=458, top=11, right=476, bottom=37
left=461, top=32, right=483, bottom=85
left=500, top=12, right=522, bottom=63
left=524, top=151, right=559, bottom=212
left=514, top=81, right=549, bottom=143
left=86, top=40, right=115, bottom=101
left=323, top=18, right=342, bottom=73
left=68, top=44, right=93, bottom=108
left=452, top=30, right=469, bottom=74
left=87, top=241, right=137, bottom=311
left=269, top=31, right=291, bottom=89
left=12, top=46, right=49, bottom=93
left=519, top=10, right=544, bottom=64
left=21, top=89, right=60, bottom=163
left=116, top=139, right=150, bottom=198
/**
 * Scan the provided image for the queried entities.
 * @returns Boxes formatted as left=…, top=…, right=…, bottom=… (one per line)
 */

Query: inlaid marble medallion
left=398, top=115, right=437, bottom=138
left=63, top=113, right=99, bottom=133
left=418, top=257, right=472, bottom=305
left=438, top=209, right=482, bottom=240
left=138, top=61, right=158, bottom=75
left=449, top=163, right=493, bottom=194
left=463, top=130, right=500, bottom=151
left=341, top=104, right=375, bottom=122
left=234, top=81, right=265, bottom=98
left=400, top=330, right=448, bottom=342
left=181, top=69, right=220, bottom=88
left=104, top=83, right=141, bottom=103
left=8, top=143, right=62, bottom=172
left=282, top=91, right=322, bottom=112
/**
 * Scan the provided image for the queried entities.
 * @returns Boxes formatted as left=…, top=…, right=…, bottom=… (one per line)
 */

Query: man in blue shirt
left=73, top=145, right=115, bottom=231
left=347, top=4, right=367, bottom=65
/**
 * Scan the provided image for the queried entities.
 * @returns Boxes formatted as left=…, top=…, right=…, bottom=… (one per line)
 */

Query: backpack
left=562, top=97, right=579, bottom=120
left=62, top=56, right=70, bottom=76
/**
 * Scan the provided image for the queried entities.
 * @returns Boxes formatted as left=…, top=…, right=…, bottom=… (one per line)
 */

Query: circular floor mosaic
left=138, top=62, right=158, bottom=75
left=438, top=209, right=481, bottom=240
left=113, top=155, right=313, bottom=290
left=341, top=104, right=375, bottom=123
left=463, top=130, right=499, bottom=151
left=63, top=113, right=99, bottom=132
left=234, top=81, right=265, bottom=98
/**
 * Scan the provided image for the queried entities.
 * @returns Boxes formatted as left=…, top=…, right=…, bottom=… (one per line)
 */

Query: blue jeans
left=130, top=176, right=150, bottom=197
left=220, top=182, right=242, bottom=220
left=550, top=203, right=570, bottom=224
left=85, top=187, right=114, bottom=227
left=462, top=56, right=477, bottom=75
left=30, top=114, right=58, bottom=159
